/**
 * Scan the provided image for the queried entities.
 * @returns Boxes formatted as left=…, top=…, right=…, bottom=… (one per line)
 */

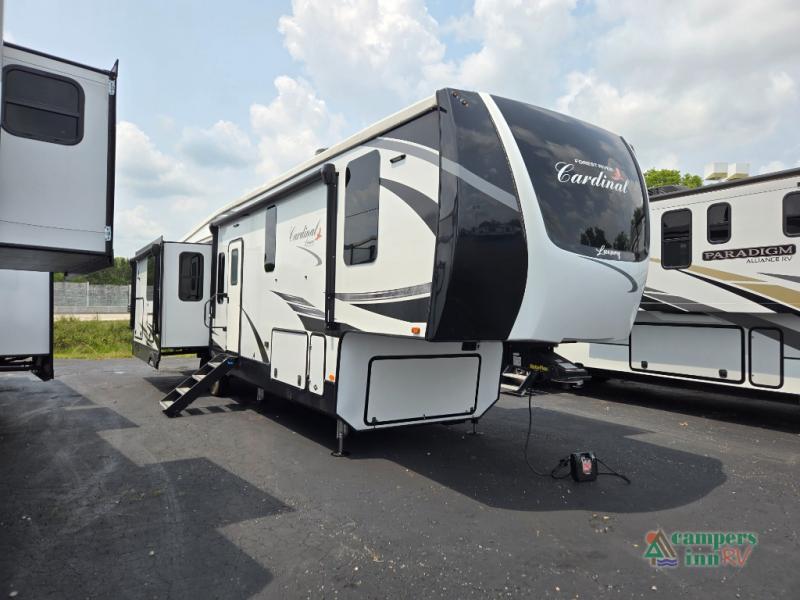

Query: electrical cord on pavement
left=523, top=386, right=631, bottom=484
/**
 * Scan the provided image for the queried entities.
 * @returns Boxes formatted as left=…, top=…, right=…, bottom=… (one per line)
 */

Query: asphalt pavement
left=1, top=358, right=798, bottom=599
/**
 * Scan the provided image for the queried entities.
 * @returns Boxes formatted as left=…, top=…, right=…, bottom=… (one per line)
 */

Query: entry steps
left=160, top=353, right=238, bottom=417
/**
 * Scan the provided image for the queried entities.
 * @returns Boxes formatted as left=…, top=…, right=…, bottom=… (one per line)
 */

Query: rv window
left=230, top=249, right=239, bottom=286
left=784, top=193, right=800, bottom=236
left=217, top=252, right=226, bottom=303
left=264, top=206, right=277, bottom=272
left=707, top=203, right=731, bottom=244
left=178, top=252, right=204, bottom=301
left=1, top=65, right=84, bottom=145
left=146, top=255, right=156, bottom=302
left=662, top=209, right=692, bottom=269
left=344, top=150, right=380, bottom=265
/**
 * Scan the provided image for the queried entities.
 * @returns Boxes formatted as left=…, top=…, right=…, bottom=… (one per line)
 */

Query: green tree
left=55, top=257, right=131, bottom=285
left=644, top=168, right=703, bottom=190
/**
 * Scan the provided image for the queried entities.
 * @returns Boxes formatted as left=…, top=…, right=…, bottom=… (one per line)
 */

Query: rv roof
left=181, top=93, right=438, bottom=243
left=650, top=166, right=800, bottom=201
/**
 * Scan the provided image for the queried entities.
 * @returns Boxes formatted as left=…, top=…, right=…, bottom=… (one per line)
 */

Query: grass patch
left=54, top=318, right=131, bottom=359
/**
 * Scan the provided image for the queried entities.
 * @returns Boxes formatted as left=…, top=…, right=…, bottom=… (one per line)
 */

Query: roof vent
left=704, top=162, right=750, bottom=182
left=315, top=147, right=328, bottom=155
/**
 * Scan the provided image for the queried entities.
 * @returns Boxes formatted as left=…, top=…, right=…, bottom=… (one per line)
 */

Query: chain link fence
left=54, top=282, right=130, bottom=315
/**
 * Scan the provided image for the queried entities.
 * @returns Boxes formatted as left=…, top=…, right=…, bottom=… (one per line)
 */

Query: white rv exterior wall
left=0, top=45, right=110, bottom=257
left=160, top=242, right=212, bottom=349
left=0, top=269, right=50, bottom=356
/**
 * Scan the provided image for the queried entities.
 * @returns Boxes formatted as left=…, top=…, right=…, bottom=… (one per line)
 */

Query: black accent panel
left=233, top=356, right=338, bottom=417
left=353, top=297, right=430, bottom=323
left=427, top=88, right=526, bottom=342
left=379, top=177, right=438, bottom=233
left=384, top=109, right=439, bottom=151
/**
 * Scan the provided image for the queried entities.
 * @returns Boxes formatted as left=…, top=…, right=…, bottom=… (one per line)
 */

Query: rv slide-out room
left=131, top=239, right=213, bottom=368
left=0, top=42, right=117, bottom=274
left=560, top=168, right=800, bottom=399
left=0, top=269, right=53, bottom=381
left=138, top=89, right=651, bottom=444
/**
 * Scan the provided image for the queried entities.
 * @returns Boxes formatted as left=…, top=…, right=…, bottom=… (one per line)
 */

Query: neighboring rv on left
left=0, top=6, right=118, bottom=381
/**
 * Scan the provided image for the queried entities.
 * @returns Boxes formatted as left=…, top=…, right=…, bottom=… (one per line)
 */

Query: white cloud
left=555, top=1, right=800, bottom=170
left=275, top=0, right=800, bottom=173
left=758, top=160, right=787, bottom=174
left=178, top=120, right=257, bottom=169
left=249, top=76, right=344, bottom=177
left=116, top=121, right=200, bottom=198
left=279, top=0, right=446, bottom=113
left=3, top=31, right=15, bottom=43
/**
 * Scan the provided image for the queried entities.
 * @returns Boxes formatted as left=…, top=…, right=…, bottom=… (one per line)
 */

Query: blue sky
left=5, top=0, right=800, bottom=255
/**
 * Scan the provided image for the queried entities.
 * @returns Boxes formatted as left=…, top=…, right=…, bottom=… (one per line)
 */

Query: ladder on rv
left=160, top=353, right=238, bottom=417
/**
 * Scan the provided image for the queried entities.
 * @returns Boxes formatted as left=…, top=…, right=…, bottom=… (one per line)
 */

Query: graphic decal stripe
left=440, top=157, right=518, bottom=211
left=335, top=283, right=431, bottom=302
left=680, top=270, right=800, bottom=317
left=761, top=272, right=800, bottom=285
left=367, top=137, right=519, bottom=212
left=241, top=308, right=269, bottom=363
left=579, top=256, right=639, bottom=293
left=353, top=297, right=430, bottom=323
left=366, top=138, right=439, bottom=165
left=296, top=245, right=322, bottom=266
left=379, top=178, right=438, bottom=234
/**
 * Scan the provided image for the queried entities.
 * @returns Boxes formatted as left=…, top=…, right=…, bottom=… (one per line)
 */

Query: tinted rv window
left=707, top=203, right=731, bottom=244
left=492, top=96, right=647, bottom=262
left=216, top=252, right=226, bottom=303
left=784, top=193, right=800, bottom=236
left=146, top=255, right=156, bottom=302
left=662, top=209, right=692, bottom=269
left=1, top=66, right=84, bottom=145
left=264, top=206, right=277, bottom=272
left=344, top=150, right=380, bottom=265
left=230, top=248, right=239, bottom=286
left=178, top=252, right=204, bottom=301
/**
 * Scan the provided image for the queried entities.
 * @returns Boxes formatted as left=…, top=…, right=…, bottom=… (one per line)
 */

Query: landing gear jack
left=332, top=418, right=350, bottom=457
left=468, top=418, right=481, bottom=436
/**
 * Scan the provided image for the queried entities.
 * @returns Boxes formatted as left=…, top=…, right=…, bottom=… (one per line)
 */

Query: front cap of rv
left=484, top=93, right=649, bottom=343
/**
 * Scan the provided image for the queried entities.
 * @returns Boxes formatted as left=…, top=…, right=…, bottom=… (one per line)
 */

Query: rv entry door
left=226, top=239, right=243, bottom=353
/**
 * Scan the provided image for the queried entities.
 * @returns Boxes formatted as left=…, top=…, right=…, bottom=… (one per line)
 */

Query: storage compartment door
left=271, top=330, right=308, bottom=389
left=749, top=328, right=783, bottom=388
left=365, top=355, right=480, bottom=426
left=630, top=324, right=743, bottom=382
left=308, top=334, right=325, bottom=396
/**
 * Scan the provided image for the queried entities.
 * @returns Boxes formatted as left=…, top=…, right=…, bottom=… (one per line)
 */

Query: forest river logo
left=555, top=159, right=630, bottom=194
left=289, top=221, right=323, bottom=246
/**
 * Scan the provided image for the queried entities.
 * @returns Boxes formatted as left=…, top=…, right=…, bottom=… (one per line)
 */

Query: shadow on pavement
left=0, top=376, right=290, bottom=598
left=237, top=381, right=727, bottom=515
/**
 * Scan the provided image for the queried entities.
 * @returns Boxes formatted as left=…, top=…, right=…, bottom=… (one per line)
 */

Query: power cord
left=523, top=386, right=631, bottom=484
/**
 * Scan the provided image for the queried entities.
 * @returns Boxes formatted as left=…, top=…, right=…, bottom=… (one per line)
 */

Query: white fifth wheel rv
left=560, top=168, right=800, bottom=400
left=0, top=39, right=118, bottom=273
left=0, top=269, right=53, bottom=380
left=133, top=89, right=650, bottom=450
